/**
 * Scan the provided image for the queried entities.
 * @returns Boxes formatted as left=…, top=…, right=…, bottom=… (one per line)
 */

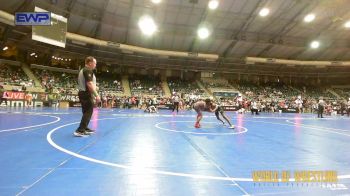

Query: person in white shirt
left=295, top=96, right=303, bottom=113
left=251, top=100, right=259, bottom=115
left=172, top=92, right=180, bottom=114
left=236, top=94, right=243, bottom=108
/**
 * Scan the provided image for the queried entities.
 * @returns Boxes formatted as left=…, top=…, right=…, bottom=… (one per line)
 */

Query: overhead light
left=138, top=15, right=157, bottom=36
left=35, top=55, right=38, bottom=58
left=259, top=8, right=270, bottom=17
left=208, top=0, right=219, bottom=10
left=30, top=53, right=36, bottom=56
left=310, top=40, right=320, bottom=49
left=52, top=56, right=55, bottom=58
left=197, top=27, right=210, bottom=39
left=69, top=59, right=71, bottom=61
left=304, top=14, right=315, bottom=23
left=344, top=20, right=350, bottom=28
left=151, top=0, right=161, bottom=4
left=2, top=46, right=8, bottom=51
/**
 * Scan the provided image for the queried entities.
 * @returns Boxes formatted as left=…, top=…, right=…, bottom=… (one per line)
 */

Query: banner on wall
left=60, top=94, right=79, bottom=102
left=32, top=93, right=48, bottom=101
left=3, top=91, right=79, bottom=103
left=4, top=91, right=25, bottom=100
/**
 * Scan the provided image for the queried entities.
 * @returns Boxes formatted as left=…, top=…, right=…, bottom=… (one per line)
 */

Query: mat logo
left=252, top=170, right=338, bottom=183
left=15, top=12, right=51, bottom=26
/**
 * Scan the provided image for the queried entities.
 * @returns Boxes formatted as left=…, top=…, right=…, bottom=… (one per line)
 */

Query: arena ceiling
left=0, top=0, right=350, bottom=76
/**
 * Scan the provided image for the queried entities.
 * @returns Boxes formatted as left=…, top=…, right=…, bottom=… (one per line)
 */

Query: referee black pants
left=77, top=91, right=94, bottom=131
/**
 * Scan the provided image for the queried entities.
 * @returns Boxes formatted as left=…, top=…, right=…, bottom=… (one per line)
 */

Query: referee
left=74, top=56, right=101, bottom=137
left=172, top=92, right=180, bottom=114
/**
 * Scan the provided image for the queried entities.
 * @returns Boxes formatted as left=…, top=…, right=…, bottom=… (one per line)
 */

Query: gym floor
left=0, top=107, right=349, bottom=195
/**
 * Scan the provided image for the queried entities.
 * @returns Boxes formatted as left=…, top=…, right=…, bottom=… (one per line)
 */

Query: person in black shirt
left=340, top=100, right=346, bottom=116
left=74, top=56, right=101, bottom=137
left=318, top=97, right=325, bottom=118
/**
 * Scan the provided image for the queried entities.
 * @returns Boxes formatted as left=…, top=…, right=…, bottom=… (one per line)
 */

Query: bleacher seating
left=236, top=81, right=305, bottom=100
left=333, top=88, right=350, bottom=99
left=96, top=72, right=124, bottom=94
left=201, top=78, right=231, bottom=89
left=0, top=64, right=31, bottom=87
left=294, top=85, right=337, bottom=100
left=32, top=69, right=77, bottom=92
left=168, top=78, right=205, bottom=96
left=0, top=59, right=347, bottom=112
left=129, top=75, right=163, bottom=96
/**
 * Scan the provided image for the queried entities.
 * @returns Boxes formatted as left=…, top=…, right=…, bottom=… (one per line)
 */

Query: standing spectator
left=251, top=100, right=259, bottom=115
left=172, top=92, right=180, bottom=114
left=340, top=100, right=346, bottom=116
left=318, top=97, right=325, bottom=118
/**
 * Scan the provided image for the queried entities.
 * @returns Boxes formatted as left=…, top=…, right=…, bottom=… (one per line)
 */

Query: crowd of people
left=168, top=78, right=206, bottom=96
left=0, top=64, right=32, bottom=88
left=1, top=63, right=350, bottom=117
left=33, top=69, right=77, bottom=93
left=93, top=89, right=350, bottom=118
left=231, top=81, right=347, bottom=115
left=202, top=78, right=232, bottom=89
left=130, top=76, right=163, bottom=96
left=97, top=94, right=198, bottom=111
